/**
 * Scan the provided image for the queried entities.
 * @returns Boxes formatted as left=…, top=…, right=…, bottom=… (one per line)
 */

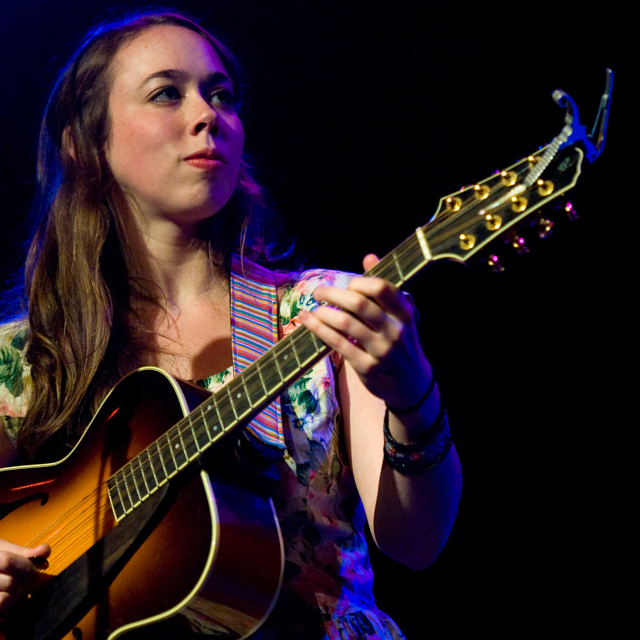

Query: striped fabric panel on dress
left=230, top=253, right=284, bottom=449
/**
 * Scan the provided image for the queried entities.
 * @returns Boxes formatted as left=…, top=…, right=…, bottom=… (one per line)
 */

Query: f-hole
left=0, top=492, right=49, bottom=521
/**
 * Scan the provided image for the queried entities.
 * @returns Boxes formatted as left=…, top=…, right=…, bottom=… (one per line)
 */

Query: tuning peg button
left=500, top=170, right=517, bottom=187
left=474, top=184, right=490, bottom=200
left=459, top=233, right=476, bottom=250
left=512, top=236, right=529, bottom=254
left=537, top=179, right=554, bottom=196
left=511, top=196, right=528, bottom=213
left=538, top=218, right=554, bottom=238
left=485, top=214, right=502, bottom=231
left=446, top=196, right=462, bottom=213
left=487, top=255, right=505, bottom=273
left=565, top=201, right=578, bottom=221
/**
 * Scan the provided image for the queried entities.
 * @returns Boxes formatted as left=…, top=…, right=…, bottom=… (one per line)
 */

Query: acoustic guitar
left=0, top=73, right=612, bottom=640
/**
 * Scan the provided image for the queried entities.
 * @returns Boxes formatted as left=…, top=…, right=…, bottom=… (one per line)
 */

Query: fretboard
left=106, top=228, right=433, bottom=521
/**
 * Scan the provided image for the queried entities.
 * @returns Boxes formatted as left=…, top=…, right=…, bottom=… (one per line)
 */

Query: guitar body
left=0, top=368, right=283, bottom=640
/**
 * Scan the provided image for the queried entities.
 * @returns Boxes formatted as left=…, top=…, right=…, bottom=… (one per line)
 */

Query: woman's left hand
left=298, top=253, right=432, bottom=412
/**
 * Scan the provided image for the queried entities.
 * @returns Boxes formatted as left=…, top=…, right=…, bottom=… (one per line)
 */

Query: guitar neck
left=108, top=143, right=585, bottom=521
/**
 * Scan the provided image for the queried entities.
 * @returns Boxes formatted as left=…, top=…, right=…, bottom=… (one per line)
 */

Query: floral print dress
left=0, top=269, right=406, bottom=640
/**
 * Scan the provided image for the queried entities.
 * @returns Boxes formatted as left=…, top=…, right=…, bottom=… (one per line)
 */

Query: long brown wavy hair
left=18, top=10, right=269, bottom=461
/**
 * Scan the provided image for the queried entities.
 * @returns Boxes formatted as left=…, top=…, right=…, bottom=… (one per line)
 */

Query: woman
left=0, top=10, right=461, bottom=639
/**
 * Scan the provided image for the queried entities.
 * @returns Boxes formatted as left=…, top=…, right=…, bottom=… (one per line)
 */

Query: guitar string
left=47, top=499, right=114, bottom=571
left=29, top=490, right=113, bottom=573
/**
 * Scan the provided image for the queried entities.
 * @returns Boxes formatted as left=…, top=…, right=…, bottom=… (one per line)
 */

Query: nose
left=190, top=94, right=219, bottom=137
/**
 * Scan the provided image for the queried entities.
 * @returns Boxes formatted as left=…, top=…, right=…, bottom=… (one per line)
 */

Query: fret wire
left=397, top=241, right=428, bottom=280
left=189, top=409, right=209, bottom=450
left=163, top=433, right=178, bottom=476
left=262, top=351, right=283, bottom=392
left=107, top=477, right=124, bottom=519
left=130, top=460, right=145, bottom=502
left=201, top=402, right=217, bottom=442
left=116, top=470, right=133, bottom=513
left=106, top=483, right=119, bottom=519
left=271, top=346, right=285, bottom=382
left=212, top=396, right=229, bottom=433
left=206, top=400, right=224, bottom=440
left=288, top=336, right=303, bottom=367
left=391, top=250, right=404, bottom=284
left=240, top=372, right=254, bottom=408
left=155, top=440, right=168, bottom=480
left=295, top=328, right=324, bottom=364
left=188, top=414, right=202, bottom=453
left=301, top=324, right=326, bottom=355
left=176, top=424, right=191, bottom=462
left=370, top=233, right=425, bottom=285
left=244, top=364, right=267, bottom=407
left=137, top=457, right=151, bottom=494
left=232, top=378, right=252, bottom=417
left=226, top=378, right=251, bottom=421
left=280, top=345, right=297, bottom=379
left=141, top=452, right=156, bottom=492
left=254, top=359, right=270, bottom=397
left=308, top=328, right=322, bottom=350
left=180, top=419, right=199, bottom=460
left=192, top=410, right=211, bottom=449
left=118, top=463, right=135, bottom=504
left=119, top=470, right=135, bottom=511
left=146, top=448, right=160, bottom=487
left=168, top=426, right=188, bottom=469
left=216, top=389, right=237, bottom=430
left=224, top=385, right=239, bottom=420
left=114, top=471, right=130, bottom=512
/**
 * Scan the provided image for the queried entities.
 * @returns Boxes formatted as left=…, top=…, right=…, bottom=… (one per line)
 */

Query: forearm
left=372, top=442, right=461, bottom=570
left=341, top=363, right=462, bottom=570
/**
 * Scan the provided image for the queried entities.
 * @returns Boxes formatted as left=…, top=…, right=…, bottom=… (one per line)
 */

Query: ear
left=61, top=125, right=76, bottom=160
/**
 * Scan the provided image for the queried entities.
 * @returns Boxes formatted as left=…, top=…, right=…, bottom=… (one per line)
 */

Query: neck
left=120, top=207, right=228, bottom=307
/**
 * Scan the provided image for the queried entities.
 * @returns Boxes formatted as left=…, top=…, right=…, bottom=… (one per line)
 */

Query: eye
left=151, top=86, right=182, bottom=103
left=210, top=88, right=235, bottom=108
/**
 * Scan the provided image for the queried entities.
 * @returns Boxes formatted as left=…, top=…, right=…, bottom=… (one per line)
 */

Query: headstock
left=423, top=144, right=584, bottom=265
left=421, top=69, right=612, bottom=269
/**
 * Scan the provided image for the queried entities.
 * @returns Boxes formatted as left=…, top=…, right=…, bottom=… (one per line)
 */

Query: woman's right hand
left=0, top=540, right=51, bottom=617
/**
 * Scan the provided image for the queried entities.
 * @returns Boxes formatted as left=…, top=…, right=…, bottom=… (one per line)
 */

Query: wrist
left=386, top=375, right=436, bottom=416
left=383, top=405, right=452, bottom=475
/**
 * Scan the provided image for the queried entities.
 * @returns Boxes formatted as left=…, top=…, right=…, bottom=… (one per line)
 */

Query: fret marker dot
left=207, top=404, right=212, bottom=410
left=237, top=392, right=242, bottom=398
left=175, top=444, right=179, bottom=450
left=284, top=355, right=288, bottom=360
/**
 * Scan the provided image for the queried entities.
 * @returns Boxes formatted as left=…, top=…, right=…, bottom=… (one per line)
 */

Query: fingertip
left=362, top=253, right=380, bottom=271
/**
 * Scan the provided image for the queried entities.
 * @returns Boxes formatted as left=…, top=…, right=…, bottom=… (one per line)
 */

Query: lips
left=184, top=148, right=227, bottom=171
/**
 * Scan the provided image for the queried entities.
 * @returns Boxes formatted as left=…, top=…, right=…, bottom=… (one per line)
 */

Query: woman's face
left=106, top=25, right=244, bottom=228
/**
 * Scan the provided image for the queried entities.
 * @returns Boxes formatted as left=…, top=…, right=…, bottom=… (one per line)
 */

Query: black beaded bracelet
left=386, top=376, right=436, bottom=416
left=383, top=406, right=453, bottom=475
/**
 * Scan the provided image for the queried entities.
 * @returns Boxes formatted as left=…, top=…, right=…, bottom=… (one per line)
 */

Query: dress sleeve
left=0, top=320, right=31, bottom=448
left=279, top=267, right=355, bottom=335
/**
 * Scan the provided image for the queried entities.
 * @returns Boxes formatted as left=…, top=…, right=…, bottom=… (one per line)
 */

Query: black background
left=0, top=2, right=632, bottom=637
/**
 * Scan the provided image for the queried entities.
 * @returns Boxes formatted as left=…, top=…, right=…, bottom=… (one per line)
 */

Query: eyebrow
left=139, top=69, right=232, bottom=90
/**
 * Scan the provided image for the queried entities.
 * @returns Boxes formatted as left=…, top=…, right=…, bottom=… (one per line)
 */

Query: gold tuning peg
left=565, top=201, right=578, bottom=221
left=487, top=254, right=504, bottom=273
left=538, top=218, right=554, bottom=239
left=511, top=236, right=529, bottom=254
